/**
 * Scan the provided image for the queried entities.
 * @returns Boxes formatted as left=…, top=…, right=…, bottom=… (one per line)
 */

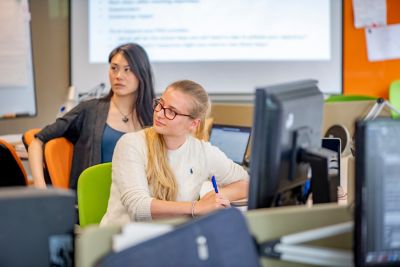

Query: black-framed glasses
left=153, top=99, right=193, bottom=120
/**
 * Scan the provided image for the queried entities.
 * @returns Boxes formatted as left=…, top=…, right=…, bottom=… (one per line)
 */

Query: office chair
left=77, top=162, right=112, bottom=227
left=22, top=128, right=41, bottom=150
left=22, top=128, right=56, bottom=186
left=44, top=137, right=73, bottom=189
left=0, top=139, right=28, bottom=186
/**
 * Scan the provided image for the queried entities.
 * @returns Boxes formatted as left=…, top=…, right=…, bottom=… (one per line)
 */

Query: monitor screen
left=248, top=79, right=338, bottom=210
left=209, top=124, right=251, bottom=165
left=355, top=119, right=400, bottom=266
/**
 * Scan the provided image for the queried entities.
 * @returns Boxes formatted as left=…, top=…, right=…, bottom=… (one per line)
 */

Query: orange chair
left=22, top=128, right=53, bottom=186
left=22, top=128, right=42, bottom=150
left=44, top=137, right=74, bottom=189
left=0, top=139, right=28, bottom=186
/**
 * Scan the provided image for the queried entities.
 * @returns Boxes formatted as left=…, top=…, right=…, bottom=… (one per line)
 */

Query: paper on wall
left=353, top=0, right=386, bottom=29
left=365, top=24, right=400, bottom=62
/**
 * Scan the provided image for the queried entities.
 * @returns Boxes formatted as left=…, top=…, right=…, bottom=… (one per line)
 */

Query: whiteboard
left=0, top=0, right=36, bottom=119
left=71, top=0, right=342, bottom=97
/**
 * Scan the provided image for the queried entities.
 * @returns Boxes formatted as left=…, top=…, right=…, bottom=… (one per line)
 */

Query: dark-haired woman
left=29, top=43, right=155, bottom=189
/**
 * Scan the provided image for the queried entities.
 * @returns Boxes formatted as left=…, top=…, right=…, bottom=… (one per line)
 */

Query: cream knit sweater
left=100, top=130, right=248, bottom=226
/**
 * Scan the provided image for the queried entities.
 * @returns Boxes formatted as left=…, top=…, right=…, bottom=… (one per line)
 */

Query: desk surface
left=75, top=204, right=352, bottom=267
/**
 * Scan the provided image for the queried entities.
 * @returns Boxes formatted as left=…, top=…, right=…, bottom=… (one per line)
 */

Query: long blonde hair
left=145, top=80, right=210, bottom=201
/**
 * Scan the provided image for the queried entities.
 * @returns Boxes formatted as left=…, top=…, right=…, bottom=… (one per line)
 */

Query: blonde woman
left=101, top=80, right=248, bottom=225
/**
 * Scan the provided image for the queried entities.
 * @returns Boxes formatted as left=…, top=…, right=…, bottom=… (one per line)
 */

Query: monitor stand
left=300, top=147, right=339, bottom=204
left=290, top=127, right=339, bottom=204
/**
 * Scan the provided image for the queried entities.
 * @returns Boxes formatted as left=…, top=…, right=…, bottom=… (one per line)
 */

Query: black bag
left=97, top=208, right=261, bottom=267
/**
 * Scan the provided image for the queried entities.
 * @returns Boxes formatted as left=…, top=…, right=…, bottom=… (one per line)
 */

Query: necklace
left=112, top=99, right=133, bottom=123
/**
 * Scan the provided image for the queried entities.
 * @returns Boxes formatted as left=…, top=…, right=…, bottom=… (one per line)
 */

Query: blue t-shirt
left=101, top=124, right=125, bottom=163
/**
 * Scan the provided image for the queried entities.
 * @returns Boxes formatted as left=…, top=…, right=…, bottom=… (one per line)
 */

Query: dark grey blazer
left=36, top=98, right=110, bottom=190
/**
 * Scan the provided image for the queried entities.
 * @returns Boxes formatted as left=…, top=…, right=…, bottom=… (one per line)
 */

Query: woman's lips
left=154, top=119, right=165, bottom=126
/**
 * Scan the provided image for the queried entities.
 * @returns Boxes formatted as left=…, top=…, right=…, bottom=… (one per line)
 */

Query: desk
left=247, top=204, right=352, bottom=267
left=75, top=204, right=352, bottom=267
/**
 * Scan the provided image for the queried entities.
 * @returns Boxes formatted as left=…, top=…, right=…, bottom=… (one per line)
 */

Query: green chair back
left=325, top=94, right=376, bottom=103
left=389, top=80, right=400, bottom=119
left=78, top=162, right=112, bottom=227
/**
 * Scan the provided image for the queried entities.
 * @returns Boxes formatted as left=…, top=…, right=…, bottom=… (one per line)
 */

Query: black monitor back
left=0, top=187, right=76, bottom=267
left=248, top=79, right=324, bottom=209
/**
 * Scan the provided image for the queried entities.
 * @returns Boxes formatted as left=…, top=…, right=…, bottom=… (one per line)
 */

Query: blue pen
left=211, top=175, right=219, bottom=193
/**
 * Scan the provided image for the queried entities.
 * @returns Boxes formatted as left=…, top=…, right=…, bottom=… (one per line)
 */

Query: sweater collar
left=167, top=135, right=192, bottom=156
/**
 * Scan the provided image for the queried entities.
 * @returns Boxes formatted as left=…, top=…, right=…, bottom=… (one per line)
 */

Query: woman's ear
left=188, top=118, right=201, bottom=132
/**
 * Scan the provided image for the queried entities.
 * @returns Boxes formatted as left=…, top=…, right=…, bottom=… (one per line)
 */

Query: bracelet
left=191, top=200, right=197, bottom=218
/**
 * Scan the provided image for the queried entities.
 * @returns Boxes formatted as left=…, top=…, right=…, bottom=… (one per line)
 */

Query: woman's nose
left=155, top=108, right=165, bottom=119
left=115, top=70, right=124, bottom=79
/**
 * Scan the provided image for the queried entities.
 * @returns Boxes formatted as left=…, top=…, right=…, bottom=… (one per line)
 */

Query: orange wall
left=344, top=0, right=400, bottom=98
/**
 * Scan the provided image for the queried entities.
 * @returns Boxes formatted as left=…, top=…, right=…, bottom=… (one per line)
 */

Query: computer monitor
left=0, top=187, right=76, bottom=266
left=248, top=80, right=339, bottom=210
left=355, top=119, right=400, bottom=266
left=209, top=124, right=251, bottom=165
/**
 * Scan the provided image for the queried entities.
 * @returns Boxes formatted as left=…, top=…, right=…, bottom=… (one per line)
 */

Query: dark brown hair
left=106, top=43, right=155, bottom=127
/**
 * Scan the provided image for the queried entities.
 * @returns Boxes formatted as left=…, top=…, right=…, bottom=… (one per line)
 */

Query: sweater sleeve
left=112, top=132, right=154, bottom=221
left=34, top=100, right=93, bottom=144
left=203, top=142, right=249, bottom=186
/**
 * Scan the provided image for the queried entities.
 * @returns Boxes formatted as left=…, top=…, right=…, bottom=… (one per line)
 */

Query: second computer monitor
left=355, top=119, right=400, bottom=267
left=209, top=124, right=251, bottom=166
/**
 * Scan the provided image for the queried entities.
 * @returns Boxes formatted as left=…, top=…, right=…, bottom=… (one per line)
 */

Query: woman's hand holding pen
left=195, top=191, right=231, bottom=216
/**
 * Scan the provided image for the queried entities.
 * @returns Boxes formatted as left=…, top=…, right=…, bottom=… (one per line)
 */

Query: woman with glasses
left=101, top=80, right=248, bottom=225
left=28, top=43, right=155, bottom=190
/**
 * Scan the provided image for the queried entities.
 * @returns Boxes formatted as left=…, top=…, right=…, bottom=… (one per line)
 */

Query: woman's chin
left=153, top=124, right=165, bottom=134
left=112, top=89, right=136, bottom=97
